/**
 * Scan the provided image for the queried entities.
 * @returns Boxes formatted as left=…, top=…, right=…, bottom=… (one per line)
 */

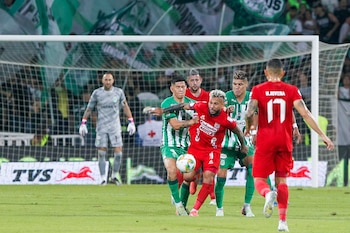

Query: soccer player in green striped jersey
left=160, top=75, right=197, bottom=216
left=215, top=70, right=257, bottom=217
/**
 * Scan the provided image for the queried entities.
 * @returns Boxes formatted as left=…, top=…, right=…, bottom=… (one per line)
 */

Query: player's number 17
left=267, top=98, right=286, bottom=123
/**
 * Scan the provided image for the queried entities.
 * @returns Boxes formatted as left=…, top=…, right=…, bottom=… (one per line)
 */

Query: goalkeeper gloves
left=127, top=118, right=136, bottom=136
left=79, top=119, right=88, bottom=136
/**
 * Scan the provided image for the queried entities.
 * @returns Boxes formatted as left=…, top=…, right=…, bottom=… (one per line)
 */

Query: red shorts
left=253, top=149, right=294, bottom=178
left=188, top=148, right=220, bottom=174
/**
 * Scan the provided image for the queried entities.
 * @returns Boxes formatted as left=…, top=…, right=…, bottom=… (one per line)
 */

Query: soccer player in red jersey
left=245, top=58, right=334, bottom=232
left=146, top=89, right=247, bottom=216
left=167, top=89, right=248, bottom=216
left=185, top=68, right=215, bottom=204
left=185, top=68, right=210, bottom=102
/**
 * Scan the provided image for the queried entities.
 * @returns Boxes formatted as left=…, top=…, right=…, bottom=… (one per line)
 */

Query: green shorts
left=160, top=146, right=187, bottom=160
left=220, top=144, right=254, bottom=169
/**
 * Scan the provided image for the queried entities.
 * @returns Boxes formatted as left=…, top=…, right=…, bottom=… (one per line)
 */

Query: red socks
left=193, top=182, right=211, bottom=210
left=255, top=179, right=271, bottom=197
left=277, top=183, right=288, bottom=221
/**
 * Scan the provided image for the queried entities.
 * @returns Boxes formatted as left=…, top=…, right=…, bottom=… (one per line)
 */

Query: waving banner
left=0, top=0, right=289, bottom=94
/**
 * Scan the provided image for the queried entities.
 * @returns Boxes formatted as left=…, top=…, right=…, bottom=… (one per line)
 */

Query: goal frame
left=0, top=35, right=321, bottom=187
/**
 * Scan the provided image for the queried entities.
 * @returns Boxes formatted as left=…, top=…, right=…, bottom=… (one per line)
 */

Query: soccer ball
left=176, top=154, right=196, bottom=173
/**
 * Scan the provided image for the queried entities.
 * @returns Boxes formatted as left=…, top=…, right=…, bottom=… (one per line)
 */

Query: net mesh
left=0, top=37, right=349, bottom=185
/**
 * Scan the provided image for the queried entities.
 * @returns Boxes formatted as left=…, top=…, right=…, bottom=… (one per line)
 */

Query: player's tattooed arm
left=180, top=117, right=198, bottom=128
left=168, top=116, right=198, bottom=130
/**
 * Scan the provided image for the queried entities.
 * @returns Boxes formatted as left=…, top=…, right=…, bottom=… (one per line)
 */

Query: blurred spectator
left=314, top=3, right=340, bottom=43
left=301, top=9, right=318, bottom=35
left=0, top=74, right=32, bottom=132
left=287, top=6, right=303, bottom=35
left=0, top=79, right=12, bottom=131
left=297, top=2, right=308, bottom=16
left=156, top=69, right=173, bottom=100
left=124, top=75, right=145, bottom=126
left=297, top=71, right=312, bottom=106
left=205, top=67, right=231, bottom=92
left=337, top=73, right=350, bottom=176
left=240, top=63, right=261, bottom=90
left=339, top=16, right=350, bottom=43
left=333, top=0, right=350, bottom=26
left=26, top=75, right=47, bottom=134
left=338, top=73, right=350, bottom=100
left=217, top=67, right=232, bottom=92
left=50, top=73, right=75, bottom=135
left=86, top=70, right=104, bottom=91
left=320, top=0, right=339, bottom=13
left=288, top=69, right=311, bottom=146
left=31, top=123, right=53, bottom=146
left=343, top=57, right=350, bottom=74
left=74, top=86, right=97, bottom=145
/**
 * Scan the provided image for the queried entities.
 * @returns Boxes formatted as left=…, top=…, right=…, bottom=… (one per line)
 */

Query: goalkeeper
left=79, top=72, right=136, bottom=185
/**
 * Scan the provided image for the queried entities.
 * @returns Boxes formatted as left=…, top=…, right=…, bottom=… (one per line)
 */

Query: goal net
left=0, top=35, right=348, bottom=186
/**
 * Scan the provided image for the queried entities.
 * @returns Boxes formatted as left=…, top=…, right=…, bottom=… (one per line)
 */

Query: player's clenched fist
left=79, top=119, right=88, bottom=136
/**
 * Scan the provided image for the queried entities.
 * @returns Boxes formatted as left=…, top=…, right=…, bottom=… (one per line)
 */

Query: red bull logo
left=58, top=166, right=94, bottom=181
left=289, top=166, right=311, bottom=179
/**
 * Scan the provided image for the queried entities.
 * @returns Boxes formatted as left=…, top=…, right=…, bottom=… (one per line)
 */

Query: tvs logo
left=289, top=166, right=311, bottom=179
left=58, top=166, right=94, bottom=181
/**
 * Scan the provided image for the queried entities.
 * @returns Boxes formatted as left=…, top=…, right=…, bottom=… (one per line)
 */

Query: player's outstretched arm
left=143, top=103, right=190, bottom=116
left=293, top=99, right=334, bottom=150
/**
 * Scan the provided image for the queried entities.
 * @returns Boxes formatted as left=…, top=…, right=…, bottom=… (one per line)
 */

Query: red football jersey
left=251, top=81, right=302, bottom=152
left=189, top=102, right=237, bottom=153
left=186, top=88, right=209, bottom=101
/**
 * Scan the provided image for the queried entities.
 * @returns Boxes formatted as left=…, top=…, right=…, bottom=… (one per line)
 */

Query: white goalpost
left=0, top=35, right=348, bottom=187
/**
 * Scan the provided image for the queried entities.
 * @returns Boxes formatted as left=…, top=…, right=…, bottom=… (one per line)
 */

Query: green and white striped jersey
left=161, top=96, right=195, bottom=149
left=222, top=90, right=251, bottom=149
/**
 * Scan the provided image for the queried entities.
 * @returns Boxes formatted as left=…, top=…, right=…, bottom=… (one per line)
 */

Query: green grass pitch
left=0, top=185, right=349, bottom=233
